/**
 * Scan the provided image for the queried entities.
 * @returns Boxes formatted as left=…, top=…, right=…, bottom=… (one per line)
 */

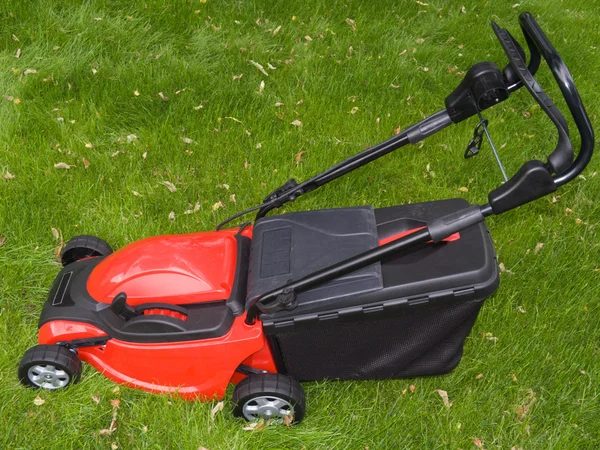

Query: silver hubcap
left=27, top=364, right=70, bottom=389
left=242, top=396, right=293, bottom=422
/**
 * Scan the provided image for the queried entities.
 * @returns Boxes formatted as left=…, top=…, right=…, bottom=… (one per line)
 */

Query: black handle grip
left=517, top=12, right=594, bottom=186
left=493, top=19, right=573, bottom=174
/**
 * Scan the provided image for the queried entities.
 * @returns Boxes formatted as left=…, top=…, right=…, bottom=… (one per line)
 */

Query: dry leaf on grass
left=473, top=437, right=484, bottom=449
left=212, top=201, right=225, bottom=211
left=518, top=306, right=526, bottom=314
left=409, top=384, right=416, bottom=393
left=33, top=396, right=45, bottom=406
left=435, top=389, right=453, bottom=408
left=290, top=120, right=303, bottom=127
left=249, top=60, right=269, bottom=76
left=99, top=398, right=120, bottom=435
left=295, top=151, right=305, bottom=165
left=54, top=162, right=73, bottom=169
left=3, top=170, right=15, bottom=180
left=23, top=68, right=37, bottom=76
left=458, top=186, right=469, bottom=193
left=15, top=48, right=21, bottom=58
left=534, top=242, right=544, bottom=255
left=168, top=211, right=175, bottom=221
left=82, top=158, right=90, bottom=169
left=160, top=181, right=177, bottom=193
left=243, top=418, right=266, bottom=431
left=158, top=92, right=169, bottom=101
left=345, top=18, right=356, bottom=32
left=0, top=237, right=6, bottom=247
left=134, top=90, right=140, bottom=96
left=210, top=401, right=224, bottom=421
left=233, top=74, right=243, bottom=80
left=92, top=394, right=101, bottom=404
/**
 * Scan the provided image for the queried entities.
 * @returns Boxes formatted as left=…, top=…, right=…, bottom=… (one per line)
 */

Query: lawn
left=1, top=0, right=599, bottom=448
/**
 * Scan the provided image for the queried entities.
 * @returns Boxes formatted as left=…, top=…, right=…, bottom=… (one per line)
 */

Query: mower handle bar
left=515, top=12, right=594, bottom=186
left=245, top=12, right=595, bottom=321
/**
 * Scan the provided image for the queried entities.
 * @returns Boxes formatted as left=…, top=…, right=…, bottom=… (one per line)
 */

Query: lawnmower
left=18, top=13, right=593, bottom=424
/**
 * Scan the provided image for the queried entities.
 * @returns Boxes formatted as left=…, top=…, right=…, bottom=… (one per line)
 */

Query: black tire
left=232, top=373, right=306, bottom=424
left=18, top=345, right=82, bottom=390
left=61, top=235, right=113, bottom=266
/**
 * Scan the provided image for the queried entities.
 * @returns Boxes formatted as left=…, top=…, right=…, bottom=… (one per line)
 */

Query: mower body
left=37, top=199, right=498, bottom=399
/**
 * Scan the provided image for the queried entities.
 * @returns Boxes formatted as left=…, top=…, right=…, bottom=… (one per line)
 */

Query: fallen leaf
left=211, top=401, right=224, bottom=421
left=534, top=242, right=544, bottom=255
left=54, top=162, right=72, bottom=169
left=233, top=74, right=243, bottom=80
left=181, top=137, right=194, bottom=144
left=158, top=92, right=169, bottom=101
left=393, top=125, right=402, bottom=135
left=230, top=194, right=237, bottom=204
left=13, top=97, right=20, bottom=104
left=3, top=170, right=15, bottom=180
left=295, top=151, right=305, bottom=165
left=461, top=5, right=467, bottom=13
left=575, top=218, right=583, bottom=224
left=249, top=60, right=269, bottom=76
left=272, top=25, right=281, bottom=36
left=350, top=107, right=359, bottom=114
left=256, top=142, right=262, bottom=149
left=518, top=306, right=526, bottom=314
left=345, top=17, right=356, bottom=32
left=85, top=142, right=94, bottom=149
left=258, top=80, right=265, bottom=94
left=416, top=38, right=424, bottom=44
left=476, top=373, right=484, bottom=379
left=212, top=201, right=225, bottom=211
left=290, top=120, right=303, bottom=127
left=12, top=34, right=19, bottom=41
left=458, top=186, right=469, bottom=193
left=134, top=90, right=140, bottom=96
left=15, top=48, right=21, bottom=58
left=267, top=63, right=276, bottom=70
left=168, top=211, right=175, bottom=221
left=34, top=396, right=45, bottom=406
left=275, top=102, right=285, bottom=107
left=473, top=437, right=484, bottom=449
left=23, top=68, right=37, bottom=76
left=127, top=134, right=138, bottom=143
left=416, top=1, right=429, bottom=5
left=435, top=389, right=453, bottom=409
left=0, top=237, right=5, bottom=247
left=482, top=331, right=498, bottom=342
left=216, top=183, right=229, bottom=190
left=160, top=181, right=177, bottom=193
left=92, top=394, right=101, bottom=404
left=111, top=443, right=118, bottom=450
left=142, top=152, right=147, bottom=159
left=82, top=158, right=90, bottom=169
left=409, top=384, right=416, bottom=393
left=304, top=35, right=312, bottom=41
left=512, top=373, right=518, bottom=383
left=243, top=418, right=266, bottom=431
left=283, top=412, right=294, bottom=427
left=391, top=83, right=400, bottom=89
left=194, top=104, right=204, bottom=110
left=514, top=389, right=536, bottom=422
left=132, top=190, right=142, bottom=197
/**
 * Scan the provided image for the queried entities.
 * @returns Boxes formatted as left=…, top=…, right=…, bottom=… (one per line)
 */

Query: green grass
left=1, top=0, right=599, bottom=448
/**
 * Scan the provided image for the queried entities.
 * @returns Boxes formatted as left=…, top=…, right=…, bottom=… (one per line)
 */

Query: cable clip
left=464, top=119, right=488, bottom=159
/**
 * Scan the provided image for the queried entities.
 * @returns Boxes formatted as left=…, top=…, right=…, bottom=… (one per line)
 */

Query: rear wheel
left=18, top=345, right=82, bottom=390
left=232, top=373, right=306, bottom=424
left=61, top=235, right=113, bottom=266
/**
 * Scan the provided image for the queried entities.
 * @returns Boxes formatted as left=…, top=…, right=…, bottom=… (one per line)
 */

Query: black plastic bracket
left=263, top=179, right=300, bottom=204
left=445, top=62, right=509, bottom=124
left=488, top=160, right=556, bottom=214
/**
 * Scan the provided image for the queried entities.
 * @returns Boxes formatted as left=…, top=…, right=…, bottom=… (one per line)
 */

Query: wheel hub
left=242, top=396, right=293, bottom=422
left=27, top=364, right=70, bottom=390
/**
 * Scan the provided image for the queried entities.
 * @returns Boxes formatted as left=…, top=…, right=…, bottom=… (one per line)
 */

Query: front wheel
left=232, top=373, right=306, bottom=424
left=61, top=235, right=113, bottom=266
left=18, top=345, right=82, bottom=390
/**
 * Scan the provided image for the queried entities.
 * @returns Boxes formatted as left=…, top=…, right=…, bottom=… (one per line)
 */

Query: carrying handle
left=517, top=12, right=594, bottom=185
left=493, top=13, right=594, bottom=182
